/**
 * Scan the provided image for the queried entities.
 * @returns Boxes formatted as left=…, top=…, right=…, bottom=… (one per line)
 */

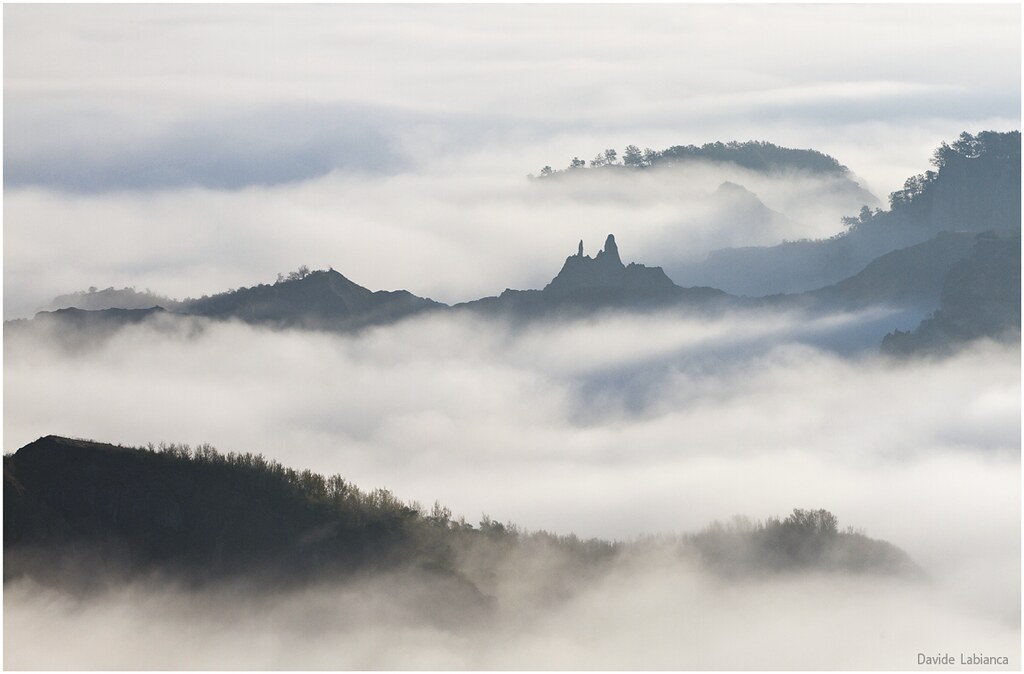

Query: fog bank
left=5, top=309, right=1018, bottom=633
left=5, top=555, right=1018, bottom=669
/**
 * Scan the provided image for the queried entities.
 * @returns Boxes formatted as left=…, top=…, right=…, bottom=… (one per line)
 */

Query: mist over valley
left=3, top=4, right=1020, bottom=670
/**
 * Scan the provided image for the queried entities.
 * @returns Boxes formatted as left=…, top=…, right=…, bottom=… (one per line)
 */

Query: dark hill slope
left=4, top=435, right=441, bottom=583
left=882, top=232, right=1021, bottom=355
left=183, top=268, right=440, bottom=330
left=4, top=306, right=170, bottom=351
left=801, top=231, right=979, bottom=310
left=5, top=436, right=919, bottom=593
left=7, top=270, right=441, bottom=342
left=20, top=305, right=166, bottom=329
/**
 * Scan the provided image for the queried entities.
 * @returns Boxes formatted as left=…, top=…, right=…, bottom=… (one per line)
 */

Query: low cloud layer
left=5, top=311, right=1019, bottom=613
left=4, top=301, right=1018, bottom=669
left=5, top=559, right=1019, bottom=669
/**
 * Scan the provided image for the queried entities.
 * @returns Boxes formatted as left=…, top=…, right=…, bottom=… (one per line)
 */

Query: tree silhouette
left=623, top=145, right=643, bottom=166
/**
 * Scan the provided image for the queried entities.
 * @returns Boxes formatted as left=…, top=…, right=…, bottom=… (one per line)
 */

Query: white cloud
left=2, top=6, right=1019, bottom=667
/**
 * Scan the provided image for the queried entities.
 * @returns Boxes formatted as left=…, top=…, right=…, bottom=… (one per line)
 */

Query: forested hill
left=4, top=434, right=470, bottom=584
left=6, top=435, right=920, bottom=593
left=671, top=131, right=1021, bottom=296
left=533, top=140, right=857, bottom=178
left=844, top=130, right=1020, bottom=239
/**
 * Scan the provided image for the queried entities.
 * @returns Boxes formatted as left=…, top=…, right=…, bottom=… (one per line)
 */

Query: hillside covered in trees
left=670, top=131, right=1021, bottom=295
left=5, top=436, right=920, bottom=597
left=533, top=140, right=856, bottom=178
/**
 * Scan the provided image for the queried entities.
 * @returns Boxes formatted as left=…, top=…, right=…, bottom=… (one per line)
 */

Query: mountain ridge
left=454, top=233, right=733, bottom=319
left=9, top=227, right=1015, bottom=354
left=9, top=131, right=1019, bottom=354
left=182, top=268, right=442, bottom=331
left=671, top=131, right=1021, bottom=296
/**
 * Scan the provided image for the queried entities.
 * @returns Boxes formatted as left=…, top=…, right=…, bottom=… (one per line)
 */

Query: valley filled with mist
left=5, top=274, right=1019, bottom=668
left=4, top=4, right=1021, bottom=670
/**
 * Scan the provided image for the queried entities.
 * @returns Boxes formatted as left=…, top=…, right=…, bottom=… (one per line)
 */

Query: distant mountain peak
left=595, top=233, right=621, bottom=266
left=544, top=234, right=674, bottom=297
left=182, top=265, right=438, bottom=330
left=574, top=234, right=620, bottom=261
left=714, top=180, right=749, bottom=194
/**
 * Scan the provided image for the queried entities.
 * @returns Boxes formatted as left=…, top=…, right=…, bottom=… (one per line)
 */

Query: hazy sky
left=3, top=4, right=1020, bottom=317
